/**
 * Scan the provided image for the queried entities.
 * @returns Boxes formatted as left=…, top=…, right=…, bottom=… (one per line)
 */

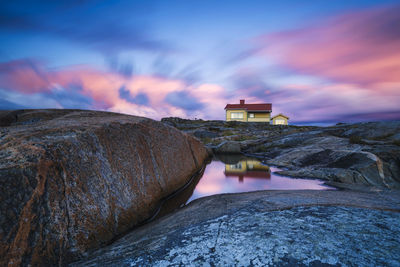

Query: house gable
left=271, top=113, right=289, bottom=125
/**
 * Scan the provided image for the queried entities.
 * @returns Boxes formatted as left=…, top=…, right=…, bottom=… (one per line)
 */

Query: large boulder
left=0, top=109, right=208, bottom=266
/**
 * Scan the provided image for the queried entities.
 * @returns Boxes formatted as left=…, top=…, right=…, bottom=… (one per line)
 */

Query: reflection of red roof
left=224, top=171, right=271, bottom=179
left=224, top=103, right=272, bottom=112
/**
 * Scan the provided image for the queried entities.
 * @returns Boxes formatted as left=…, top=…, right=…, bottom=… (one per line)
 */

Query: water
left=154, top=155, right=335, bottom=220
left=186, top=155, right=334, bottom=203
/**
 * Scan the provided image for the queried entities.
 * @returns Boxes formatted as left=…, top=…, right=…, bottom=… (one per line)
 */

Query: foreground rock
left=0, top=109, right=208, bottom=266
left=162, top=118, right=400, bottom=189
left=70, top=190, right=400, bottom=266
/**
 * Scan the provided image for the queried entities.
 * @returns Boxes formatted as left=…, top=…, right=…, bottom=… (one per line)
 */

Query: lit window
left=249, top=113, right=254, bottom=118
left=230, top=163, right=242, bottom=169
left=231, top=112, right=244, bottom=119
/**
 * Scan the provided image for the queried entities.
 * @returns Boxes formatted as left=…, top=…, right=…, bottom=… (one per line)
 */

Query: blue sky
left=1, top=0, right=400, bottom=123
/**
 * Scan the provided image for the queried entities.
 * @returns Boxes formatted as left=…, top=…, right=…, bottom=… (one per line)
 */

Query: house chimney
left=240, top=99, right=245, bottom=105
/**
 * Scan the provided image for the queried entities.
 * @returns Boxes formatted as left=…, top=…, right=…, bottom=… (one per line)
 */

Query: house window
left=230, top=163, right=242, bottom=170
left=249, top=113, right=255, bottom=118
left=231, top=112, right=244, bottom=119
left=275, top=119, right=285, bottom=125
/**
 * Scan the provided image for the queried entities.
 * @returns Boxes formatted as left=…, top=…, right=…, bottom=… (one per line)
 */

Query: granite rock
left=162, top=117, right=400, bottom=189
left=0, top=109, right=208, bottom=266
left=70, top=190, right=400, bottom=266
left=213, top=141, right=241, bottom=154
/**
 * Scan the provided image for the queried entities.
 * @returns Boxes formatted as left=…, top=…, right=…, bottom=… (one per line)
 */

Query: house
left=224, top=99, right=272, bottom=122
left=272, top=113, right=289, bottom=125
left=224, top=158, right=271, bottom=183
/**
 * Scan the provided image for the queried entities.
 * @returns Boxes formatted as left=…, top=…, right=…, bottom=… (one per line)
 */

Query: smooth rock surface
left=70, top=190, right=400, bottom=266
left=0, top=109, right=208, bottom=266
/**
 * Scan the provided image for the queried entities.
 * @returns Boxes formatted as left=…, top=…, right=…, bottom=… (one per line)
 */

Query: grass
left=254, top=146, right=268, bottom=153
left=201, top=137, right=212, bottom=144
left=233, top=135, right=257, bottom=141
left=393, top=140, right=400, bottom=146
left=349, top=135, right=366, bottom=144
left=370, top=133, right=394, bottom=141
left=222, top=130, right=235, bottom=136
left=200, top=137, right=221, bottom=146
left=225, top=121, right=246, bottom=128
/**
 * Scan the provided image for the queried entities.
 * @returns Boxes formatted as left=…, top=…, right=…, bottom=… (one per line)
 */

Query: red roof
left=224, top=103, right=272, bottom=111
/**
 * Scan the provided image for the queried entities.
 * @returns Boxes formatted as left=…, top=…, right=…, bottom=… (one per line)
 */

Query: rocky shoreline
left=1, top=111, right=399, bottom=266
left=70, top=118, right=400, bottom=266
left=162, top=117, right=400, bottom=190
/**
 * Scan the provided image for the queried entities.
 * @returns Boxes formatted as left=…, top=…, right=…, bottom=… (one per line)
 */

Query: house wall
left=226, top=109, right=247, bottom=121
left=272, top=115, right=288, bottom=125
left=225, top=159, right=270, bottom=173
left=226, top=110, right=271, bottom=122
left=225, top=160, right=247, bottom=173
left=247, top=112, right=271, bottom=122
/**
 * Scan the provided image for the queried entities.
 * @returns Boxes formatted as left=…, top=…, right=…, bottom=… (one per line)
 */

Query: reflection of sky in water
left=187, top=159, right=334, bottom=204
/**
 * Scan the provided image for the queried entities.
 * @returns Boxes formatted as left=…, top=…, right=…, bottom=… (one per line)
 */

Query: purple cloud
left=165, top=91, right=204, bottom=111
left=119, top=86, right=149, bottom=106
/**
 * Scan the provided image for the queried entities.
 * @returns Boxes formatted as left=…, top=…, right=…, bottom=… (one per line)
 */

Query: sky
left=0, top=0, right=399, bottom=123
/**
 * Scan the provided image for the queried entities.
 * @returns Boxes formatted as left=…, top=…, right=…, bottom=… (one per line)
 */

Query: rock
left=193, top=130, right=219, bottom=139
left=0, top=109, right=208, bottom=266
left=160, top=117, right=400, bottom=188
left=339, top=121, right=400, bottom=140
left=213, top=141, right=241, bottom=154
left=70, top=190, right=400, bottom=266
left=258, top=133, right=400, bottom=189
left=213, top=153, right=246, bottom=164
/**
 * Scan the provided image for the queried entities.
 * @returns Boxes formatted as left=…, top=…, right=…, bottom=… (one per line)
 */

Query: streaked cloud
left=0, top=1, right=173, bottom=55
left=257, top=5, right=400, bottom=86
left=0, top=59, right=231, bottom=119
left=165, top=91, right=204, bottom=111
left=225, top=4, right=400, bottom=123
left=1, top=2, right=399, bottom=123
left=0, top=59, right=50, bottom=93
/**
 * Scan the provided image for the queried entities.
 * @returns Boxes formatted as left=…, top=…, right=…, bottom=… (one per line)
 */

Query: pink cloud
left=258, top=5, right=400, bottom=87
left=0, top=59, right=233, bottom=120
left=242, top=5, right=400, bottom=122
left=0, top=60, right=51, bottom=94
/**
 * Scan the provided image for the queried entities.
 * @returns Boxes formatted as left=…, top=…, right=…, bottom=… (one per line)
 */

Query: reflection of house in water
left=224, top=158, right=271, bottom=183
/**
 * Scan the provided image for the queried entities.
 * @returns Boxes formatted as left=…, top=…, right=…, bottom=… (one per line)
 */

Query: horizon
left=1, top=0, right=399, bottom=124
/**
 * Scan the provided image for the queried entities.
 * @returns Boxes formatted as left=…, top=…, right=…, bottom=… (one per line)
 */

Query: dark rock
left=161, top=118, right=400, bottom=189
left=213, top=141, right=241, bottom=154
left=193, top=130, right=219, bottom=139
left=0, top=109, right=209, bottom=266
left=0, top=110, right=24, bottom=127
left=339, top=121, right=400, bottom=140
left=213, top=153, right=246, bottom=164
left=262, top=134, right=400, bottom=189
